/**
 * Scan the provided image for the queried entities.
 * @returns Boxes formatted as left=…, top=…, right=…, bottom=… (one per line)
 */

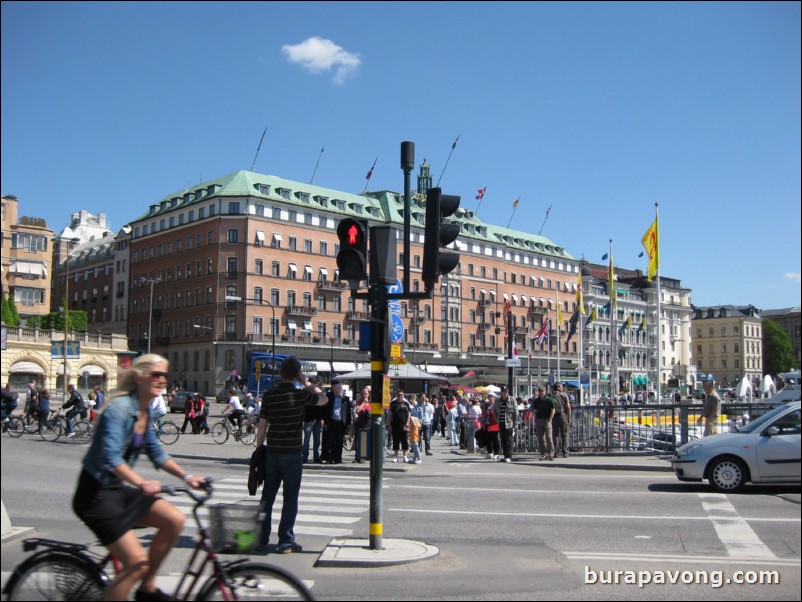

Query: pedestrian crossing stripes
left=171, top=475, right=372, bottom=538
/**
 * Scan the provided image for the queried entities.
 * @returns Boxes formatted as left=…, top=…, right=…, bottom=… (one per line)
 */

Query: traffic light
left=422, top=187, right=460, bottom=292
left=336, top=218, right=368, bottom=289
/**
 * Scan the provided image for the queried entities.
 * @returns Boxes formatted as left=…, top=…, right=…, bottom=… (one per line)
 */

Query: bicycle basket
left=207, top=502, right=263, bottom=554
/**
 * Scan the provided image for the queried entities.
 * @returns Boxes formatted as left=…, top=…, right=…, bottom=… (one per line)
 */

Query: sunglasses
left=149, top=371, right=169, bottom=379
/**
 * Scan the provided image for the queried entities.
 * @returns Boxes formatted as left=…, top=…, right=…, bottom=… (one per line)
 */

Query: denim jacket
left=82, top=393, right=170, bottom=486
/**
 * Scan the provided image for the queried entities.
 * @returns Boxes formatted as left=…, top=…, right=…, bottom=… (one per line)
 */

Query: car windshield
left=738, top=404, right=792, bottom=434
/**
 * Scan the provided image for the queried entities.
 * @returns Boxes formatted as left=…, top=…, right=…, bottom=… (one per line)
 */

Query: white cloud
left=281, top=37, right=361, bottom=85
left=784, top=272, right=801, bottom=284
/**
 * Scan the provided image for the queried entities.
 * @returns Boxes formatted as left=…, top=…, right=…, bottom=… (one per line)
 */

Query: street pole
left=266, top=301, right=276, bottom=387
left=62, top=237, right=80, bottom=400
left=369, top=281, right=388, bottom=551
left=141, top=276, right=161, bottom=354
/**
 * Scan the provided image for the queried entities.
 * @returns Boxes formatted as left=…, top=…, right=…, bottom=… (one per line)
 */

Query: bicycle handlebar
left=160, top=477, right=214, bottom=505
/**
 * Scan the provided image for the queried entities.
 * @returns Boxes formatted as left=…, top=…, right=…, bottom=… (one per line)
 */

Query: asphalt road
left=2, top=423, right=800, bottom=600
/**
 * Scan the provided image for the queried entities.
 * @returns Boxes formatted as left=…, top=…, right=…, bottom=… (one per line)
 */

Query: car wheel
left=708, top=457, right=747, bottom=493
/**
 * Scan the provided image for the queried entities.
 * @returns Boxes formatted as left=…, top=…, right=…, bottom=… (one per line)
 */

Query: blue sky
left=2, top=1, right=800, bottom=310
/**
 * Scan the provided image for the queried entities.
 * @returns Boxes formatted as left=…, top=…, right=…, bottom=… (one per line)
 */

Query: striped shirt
left=260, top=382, right=319, bottom=454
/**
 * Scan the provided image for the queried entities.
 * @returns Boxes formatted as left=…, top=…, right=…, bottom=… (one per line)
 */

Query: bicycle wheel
left=6, top=416, right=25, bottom=438
left=197, top=562, right=313, bottom=601
left=239, top=421, right=257, bottom=446
left=211, top=421, right=229, bottom=444
left=157, top=422, right=180, bottom=445
left=39, top=420, right=63, bottom=442
left=23, top=416, right=41, bottom=435
left=5, top=551, right=107, bottom=601
left=72, top=421, right=93, bottom=444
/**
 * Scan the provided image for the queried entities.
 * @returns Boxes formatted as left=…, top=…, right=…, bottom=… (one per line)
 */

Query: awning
left=8, top=261, right=46, bottom=277
left=480, top=288, right=487, bottom=295
left=503, top=293, right=509, bottom=300
left=272, top=233, right=283, bottom=242
left=255, top=231, right=265, bottom=243
left=490, top=290, right=496, bottom=297
left=304, top=266, right=313, bottom=275
left=79, top=365, right=105, bottom=377
left=521, top=295, right=528, bottom=304
left=287, top=320, right=297, bottom=330
left=332, top=361, right=357, bottom=372
left=10, top=361, right=45, bottom=374
left=288, top=264, right=297, bottom=274
left=302, top=320, right=312, bottom=331
left=319, top=267, right=328, bottom=277
left=311, top=361, right=331, bottom=372
left=512, top=294, right=518, bottom=303
left=427, top=365, right=459, bottom=375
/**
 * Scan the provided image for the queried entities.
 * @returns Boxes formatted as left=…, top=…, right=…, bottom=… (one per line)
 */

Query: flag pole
left=309, top=144, right=325, bottom=184
left=436, top=136, right=459, bottom=187
left=362, top=157, right=378, bottom=194
left=538, top=204, right=553, bottom=236
left=250, top=126, right=267, bottom=171
left=556, top=288, right=562, bottom=382
left=609, top=239, right=617, bottom=400
left=655, top=202, right=661, bottom=404
left=506, top=197, right=520, bottom=228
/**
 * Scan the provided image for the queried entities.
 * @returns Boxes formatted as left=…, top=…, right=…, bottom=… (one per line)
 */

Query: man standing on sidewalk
left=701, top=380, right=721, bottom=436
left=256, top=357, right=327, bottom=554
left=419, top=394, right=435, bottom=456
left=534, top=386, right=556, bottom=461
left=493, top=386, right=519, bottom=463
left=552, top=383, right=571, bottom=458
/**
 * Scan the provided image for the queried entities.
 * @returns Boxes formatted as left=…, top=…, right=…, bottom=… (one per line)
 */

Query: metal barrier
left=508, top=401, right=787, bottom=454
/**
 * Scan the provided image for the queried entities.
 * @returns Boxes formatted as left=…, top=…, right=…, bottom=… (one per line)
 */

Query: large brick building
left=123, top=165, right=586, bottom=396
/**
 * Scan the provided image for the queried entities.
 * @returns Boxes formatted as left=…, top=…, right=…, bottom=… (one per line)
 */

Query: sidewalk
left=165, top=429, right=673, bottom=472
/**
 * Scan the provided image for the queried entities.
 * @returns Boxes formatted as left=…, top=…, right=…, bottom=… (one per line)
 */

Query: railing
left=285, top=305, right=317, bottom=316
left=510, top=401, right=785, bottom=454
left=316, top=280, right=348, bottom=292
left=467, top=345, right=502, bottom=354
left=345, top=311, right=371, bottom=322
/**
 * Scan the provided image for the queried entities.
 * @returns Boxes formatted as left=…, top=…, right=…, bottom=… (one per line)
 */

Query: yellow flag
left=576, top=271, right=586, bottom=315
left=641, top=217, right=659, bottom=281
left=557, top=302, right=563, bottom=327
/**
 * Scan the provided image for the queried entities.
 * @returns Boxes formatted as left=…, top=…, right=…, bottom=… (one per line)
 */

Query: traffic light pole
left=368, top=282, right=388, bottom=550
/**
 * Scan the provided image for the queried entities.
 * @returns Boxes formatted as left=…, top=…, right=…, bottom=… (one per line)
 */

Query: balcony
left=285, top=305, right=317, bottom=317
left=513, top=326, right=529, bottom=336
left=477, top=322, right=492, bottom=331
left=407, top=342, right=439, bottom=351
left=410, top=315, right=426, bottom=325
left=280, top=334, right=313, bottom=344
left=478, top=298, right=493, bottom=308
left=468, top=345, right=503, bottom=354
left=316, top=280, right=348, bottom=292
left=346, top=311, right=371, bottom=322
left=528, top=305, right=547, bottom=315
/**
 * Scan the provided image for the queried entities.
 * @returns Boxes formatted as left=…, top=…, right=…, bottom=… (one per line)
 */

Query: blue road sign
left=390, top=313, right=405, bottom=343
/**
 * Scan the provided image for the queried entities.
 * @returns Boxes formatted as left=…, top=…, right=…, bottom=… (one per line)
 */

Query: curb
left=315, top=538, right=439, bottom=567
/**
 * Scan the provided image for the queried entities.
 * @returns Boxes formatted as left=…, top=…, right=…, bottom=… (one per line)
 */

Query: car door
left=754, top=408, right=801, bottom=482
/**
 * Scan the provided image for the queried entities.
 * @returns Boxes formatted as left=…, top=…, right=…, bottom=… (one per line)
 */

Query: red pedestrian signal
left=337, top=218, right=369, bottom=288
left=348, top=224, right=359, bottom=246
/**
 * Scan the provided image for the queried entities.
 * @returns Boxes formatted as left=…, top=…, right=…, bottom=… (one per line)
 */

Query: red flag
left=365, top=158, right=377, bottom=181
left=513, top=198, right=519, bottom=208
left=476, top=187, right=486, bottom=200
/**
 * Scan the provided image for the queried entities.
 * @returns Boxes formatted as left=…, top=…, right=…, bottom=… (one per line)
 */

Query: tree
left=1, top=291, right=20, bottom=326
left=762, top=318, right=795, bottom=375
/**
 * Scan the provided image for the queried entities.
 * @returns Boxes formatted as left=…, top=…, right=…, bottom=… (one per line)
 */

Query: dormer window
left=314, top=195, right=329, bottom=207
left=297, top=192, right=310, bottom=203
left=257, top=184, right=271, bottom=195
left=277, top=188, right=291, bottom=200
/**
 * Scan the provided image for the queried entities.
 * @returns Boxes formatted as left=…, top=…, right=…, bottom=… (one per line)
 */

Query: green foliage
left=1, top=291, right=20, bottom=326
left=38, top=310, right=89, bottom=333
left=762, top=318, right=795, bottom=375
left=18, top=216, right=48, bottom=227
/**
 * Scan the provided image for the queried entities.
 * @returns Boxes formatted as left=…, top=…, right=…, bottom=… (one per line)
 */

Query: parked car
left=672, top=401, right=801, bottom=492
left=170, top=390, right=200, bottom=413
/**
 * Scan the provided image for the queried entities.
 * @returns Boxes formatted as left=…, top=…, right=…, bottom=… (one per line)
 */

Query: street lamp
left=62, top=237, right=80, bottom=401
left=322, top=333, right=336, bottom=383
left=265, top=300, right=276, bottom=387
left=140, top=276, right=161, bottom=354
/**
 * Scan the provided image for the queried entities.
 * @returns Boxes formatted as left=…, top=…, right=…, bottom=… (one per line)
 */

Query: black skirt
left=72, top=469, right=158, bottom=546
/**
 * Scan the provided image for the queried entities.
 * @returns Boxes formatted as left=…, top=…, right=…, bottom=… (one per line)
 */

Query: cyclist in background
left=63, top=383, right=86, bottom=439
left=72, top=354, right=206, bottom=602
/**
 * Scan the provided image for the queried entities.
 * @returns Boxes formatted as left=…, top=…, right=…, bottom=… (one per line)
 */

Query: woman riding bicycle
left=71, top=354, right=206, bottom=601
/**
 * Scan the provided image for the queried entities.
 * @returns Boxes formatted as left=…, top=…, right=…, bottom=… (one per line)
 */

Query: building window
left=227, top=257, right=237, bottom=278
left=289, top=236, right=297, bottom=251
left=254, top=287, right=263, bottom=304
left=271, top=261, right=280, bottom=277
left=319, top=241, right=328, bottom=255
left=228, top=202, right=240, bottom=214
left=255, top=259, right=263, bottom=275
left=271, top=289, right=280, bottom=306
left=228, top=229, right=239, bottom=243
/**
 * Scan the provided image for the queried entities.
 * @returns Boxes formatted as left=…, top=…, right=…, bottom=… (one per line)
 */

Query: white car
left=672, top=401, right=801, bottom=492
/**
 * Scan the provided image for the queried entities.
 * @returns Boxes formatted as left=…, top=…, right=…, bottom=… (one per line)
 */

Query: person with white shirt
left=223, top=389, right=245, bottom=428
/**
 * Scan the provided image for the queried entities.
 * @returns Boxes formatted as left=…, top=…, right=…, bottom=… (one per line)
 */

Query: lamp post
left=323, top=333, right=335, bottom=383
left=265, top=300, right=276, bottom=387
left=194, top=324, right=215, bottom=393
left=62, top=237, right=80, bottom=401
left=141, top=276, right=161, bottom=354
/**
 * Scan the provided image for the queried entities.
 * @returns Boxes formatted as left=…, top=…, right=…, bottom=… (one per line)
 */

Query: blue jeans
left=302, top=420, right=322, bottom=462
left=65, top=407, right=85, bottom=434
left=259, top=452, right=303, bottom=547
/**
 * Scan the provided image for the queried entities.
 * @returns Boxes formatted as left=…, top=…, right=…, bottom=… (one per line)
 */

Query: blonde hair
left=108, top=354, right=169, bottom=403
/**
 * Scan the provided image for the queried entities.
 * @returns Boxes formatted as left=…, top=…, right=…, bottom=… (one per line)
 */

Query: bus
left=247, top=353, right=317, bottom=396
